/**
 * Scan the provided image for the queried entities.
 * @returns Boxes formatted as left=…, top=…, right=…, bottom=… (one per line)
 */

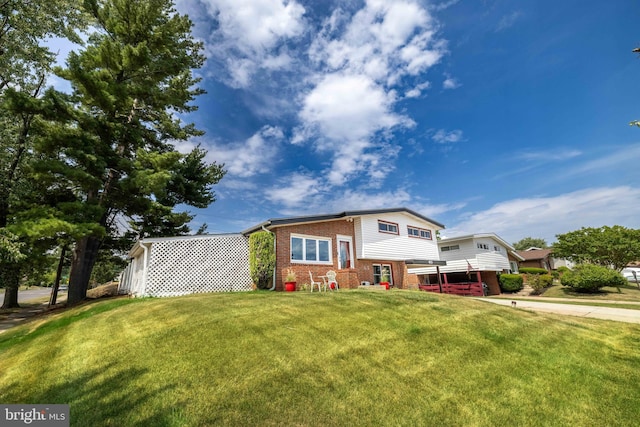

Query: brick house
left=242, top=208, right=446, bottom=291
left=516, top=248, right=575, bottom=271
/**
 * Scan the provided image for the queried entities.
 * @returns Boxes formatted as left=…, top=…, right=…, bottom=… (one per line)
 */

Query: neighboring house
left=409, top=233, right=522, bottom=295
left=119, top=234, right=253, bottom=297
left=516, top=248, right=574, bottom=271
left=242, top=208, right=446, bottom=291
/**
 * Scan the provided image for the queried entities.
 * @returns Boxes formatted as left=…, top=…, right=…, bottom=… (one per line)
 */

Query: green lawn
left=540, top=282, right=640, bottom=301
left=1, top=290, right=639, bottom=426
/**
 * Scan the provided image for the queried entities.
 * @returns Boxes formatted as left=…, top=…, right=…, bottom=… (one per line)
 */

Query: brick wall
left=271, top=219, right=415, bottom=290
left=274, top=219, right=355, bottom=291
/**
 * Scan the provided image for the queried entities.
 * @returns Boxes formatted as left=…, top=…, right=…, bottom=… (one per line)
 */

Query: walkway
left=477, top=298, right=640, bottom=324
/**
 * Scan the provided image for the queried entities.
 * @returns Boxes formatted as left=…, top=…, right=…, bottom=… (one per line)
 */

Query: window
left=378, top=220, right=399, bottom=234
left=441, top=245, right=460, bottom=252
left=408, top=226, right=432, bottom=240
left=373, top=264, right=393, bottom=285
left=291, top=235, right=331, bottom=264
left=477, top=243, right=489, bottom=250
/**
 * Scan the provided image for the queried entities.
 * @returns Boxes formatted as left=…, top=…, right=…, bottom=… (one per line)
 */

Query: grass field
left=1, top=290, right=639, bottom=426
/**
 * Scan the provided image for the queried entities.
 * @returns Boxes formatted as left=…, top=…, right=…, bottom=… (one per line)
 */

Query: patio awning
left=404, top=259, right=447, bottom=268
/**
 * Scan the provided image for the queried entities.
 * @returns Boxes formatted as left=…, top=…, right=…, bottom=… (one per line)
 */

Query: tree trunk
left=67, top=236, right=102, bottom=305
left=49, top=246, right=66, bottom=307
left=1, top=265, right=21, bottom=309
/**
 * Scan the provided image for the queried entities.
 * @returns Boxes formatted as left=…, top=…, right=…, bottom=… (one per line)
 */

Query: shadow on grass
left=2, top=362, right=184, bottom=426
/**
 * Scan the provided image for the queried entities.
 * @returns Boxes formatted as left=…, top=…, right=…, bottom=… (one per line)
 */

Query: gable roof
left=242, top=207, right=445, bottom=235
left=517, top=248, right=553, bottom=261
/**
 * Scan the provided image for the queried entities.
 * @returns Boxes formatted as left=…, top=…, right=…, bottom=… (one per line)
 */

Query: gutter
left=262, top=226, right=277, bottom=291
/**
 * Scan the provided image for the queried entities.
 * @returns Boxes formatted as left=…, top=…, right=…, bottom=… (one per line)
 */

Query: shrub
left=560, top=264, right=627, bottom=293
left=499, top=274, right=523, bottom=292
left=556, top=266, right=570, bottom=275
left=529, top=274, right=553, bottom=295
left=519, top=267, right=548, bottom=275
left=249, top=231, right=275, bottom=290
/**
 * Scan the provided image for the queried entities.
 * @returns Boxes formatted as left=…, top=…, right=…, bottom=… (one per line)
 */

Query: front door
left=337, top=235, right=354, bottom=269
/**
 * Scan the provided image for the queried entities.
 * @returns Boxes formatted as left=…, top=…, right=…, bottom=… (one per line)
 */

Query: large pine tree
left=35, top=0, right=224, bottom=305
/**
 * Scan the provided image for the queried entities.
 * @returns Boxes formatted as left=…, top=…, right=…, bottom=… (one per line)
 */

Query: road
left=0, top=287, right=63, bottom=306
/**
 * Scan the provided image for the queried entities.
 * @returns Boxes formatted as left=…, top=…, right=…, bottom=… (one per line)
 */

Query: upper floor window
left=408, top=226, right=432, bottom=240
left=477, top=243, right=489, bottom=250
left=291, top=235, right=331, bottom=264
left=441, top=245, right=460, bottom=252
left=378, top=220, right=399, bottom=235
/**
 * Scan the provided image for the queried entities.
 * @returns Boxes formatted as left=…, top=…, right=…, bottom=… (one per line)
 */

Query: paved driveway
left=478, top=298, right=640, bottom=324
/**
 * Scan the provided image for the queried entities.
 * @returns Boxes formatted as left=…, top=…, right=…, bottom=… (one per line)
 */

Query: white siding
left=356, top=212, right=440, bottom=260
left=410, top=236, right=510, bottom=274
left=439, top=240, right=476, bottom=262
left=118, top=247, right=148, bottom=296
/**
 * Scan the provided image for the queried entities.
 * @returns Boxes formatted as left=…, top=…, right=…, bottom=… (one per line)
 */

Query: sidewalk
left=477, top=298, right=640, bottom=324
left=490, top=295, right=640, bottom=305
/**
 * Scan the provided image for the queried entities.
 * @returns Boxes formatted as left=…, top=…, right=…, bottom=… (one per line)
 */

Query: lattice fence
left=143, top=234, right=252, bottom=297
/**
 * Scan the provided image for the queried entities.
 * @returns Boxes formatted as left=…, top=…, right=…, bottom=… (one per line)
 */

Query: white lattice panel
left=145, top=234, right=252, bottom=297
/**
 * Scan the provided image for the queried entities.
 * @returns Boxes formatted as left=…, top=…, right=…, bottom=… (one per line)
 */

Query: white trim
left=337, top=235, right=354, bottom=269
left=290, top=233, right=333, bottom=265
left=373, top=263, right=393, bottom=285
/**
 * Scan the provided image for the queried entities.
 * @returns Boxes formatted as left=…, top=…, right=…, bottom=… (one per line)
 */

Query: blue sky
left=52, top=0, right=640, bottom=244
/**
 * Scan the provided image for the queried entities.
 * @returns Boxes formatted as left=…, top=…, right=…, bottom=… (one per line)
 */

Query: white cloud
left=294, top=73, right=413, bottom=185
left=432, top=129, right=464, bottom=144
left=294, top=0, right=446, bottom=185
left=431, top=0, right=461, bottom=12
left=405, top=81, right=431, bottom=98
left=445, top=186, right=640, bottom=244
left=562, top=144, right=640, bottom=177
left=517, top=149, right=582, bottom=161
left=443, top=76, right=460, bottom=90
left=266, top=172, right=322, bottom=209
left=194, top=0, right=307, bottom=87
left=297, top=73, right=409, bottom=142
left=496, top=11, right=523, bottom=32
left=310, top=1, right=445, bottom=85
left=211, top=126, right=283, bottom=177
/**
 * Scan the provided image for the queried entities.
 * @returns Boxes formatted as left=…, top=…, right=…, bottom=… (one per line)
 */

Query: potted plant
left=380, top=268, right=391, bottom=290
left=284, top=268, right=297, bottom=292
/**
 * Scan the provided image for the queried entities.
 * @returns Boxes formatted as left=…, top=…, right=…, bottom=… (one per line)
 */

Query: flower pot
left=284, top=282, right=296, bottom=292
left=380, top=282, right=390, bottom=290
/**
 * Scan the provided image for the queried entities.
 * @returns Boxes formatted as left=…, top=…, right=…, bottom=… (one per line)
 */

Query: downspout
left=262, top=226, right=277, bottom=291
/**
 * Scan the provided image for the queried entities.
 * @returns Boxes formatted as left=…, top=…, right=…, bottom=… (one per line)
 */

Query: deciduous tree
left=512, top=237, right=548, bottom=251
left=553, top=225, right=640, bottom=271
